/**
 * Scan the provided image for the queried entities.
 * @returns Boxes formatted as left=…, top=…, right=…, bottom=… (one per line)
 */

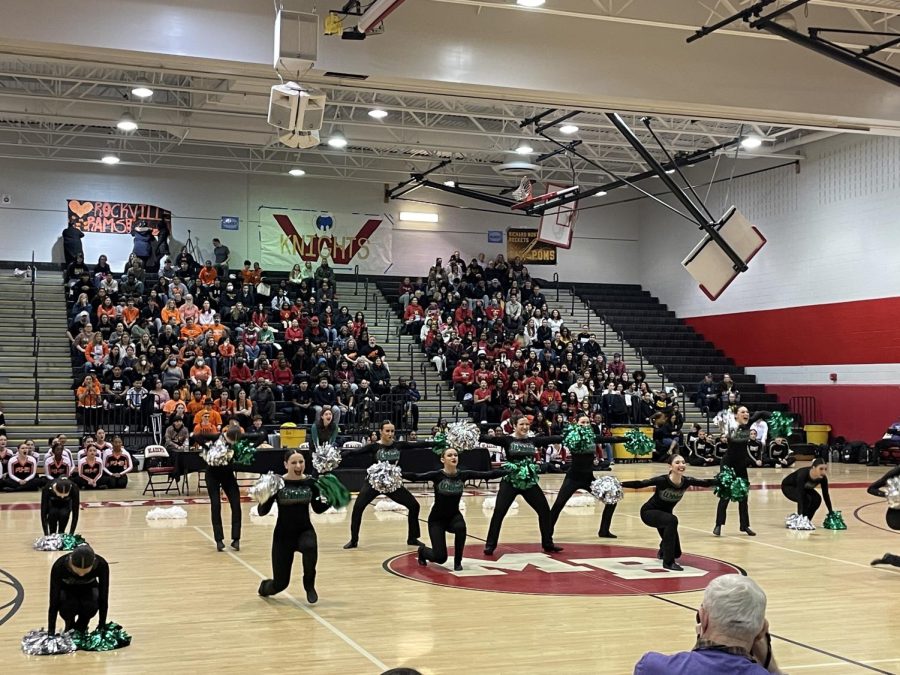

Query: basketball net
left=511, top=176, right=533, bottom=202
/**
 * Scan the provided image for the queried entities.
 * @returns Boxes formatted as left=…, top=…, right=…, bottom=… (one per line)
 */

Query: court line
left=190, top=526, right=388, bottom=673
left=622, top=513, right=900, bottom=574
left=853, top=502, right=899, bottom=535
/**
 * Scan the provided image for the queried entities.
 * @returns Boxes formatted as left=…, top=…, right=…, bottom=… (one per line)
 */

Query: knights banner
left=259, top=207, right=392, bottom=273
left=506, top=227, right=557, bottom=265
left=67, top=199, right=171, bottom=236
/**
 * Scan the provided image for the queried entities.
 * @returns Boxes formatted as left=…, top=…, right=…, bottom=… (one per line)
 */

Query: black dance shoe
left=258, top=581, right=271, bottom=596
left=712, top=525, right=721, bottom=537
left=407, top=538, right=424, bottom=546
left=231, top=539, right=240, bottom=551
left=216, top=540, right=226, bottom=552
left=662, top=561, right=684, bottom=571
left=483, top=544, right=496, bottom=556
left=417, top=548, right=427, bottom=567
left=543, top=544, right=564, bottom=553
left=598, top=530, right=617, bottom=539
left=454, top=563, right=464, bottom=571
left=742, top=528, right=757, bottom=536
left=306, top=588, right=319, bottom=604
left=342, top=540, right=358, bottom=549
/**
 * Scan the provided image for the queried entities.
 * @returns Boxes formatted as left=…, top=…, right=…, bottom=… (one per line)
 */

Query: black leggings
left=206, top=467, right=242, bottom=543
left=349, top=482, right=420, bottom=543
left=486, top=480, right=554, bottom=549
left=641, top=507, right=681, bottom=565
left=72, top=475, right=110, bottom=490
left=782, top=485, right=821, bottom=519
left=549, top=474, right=616, bottom=534
left=260, top=529, right=318, bottom=595
left=422, top=514, right=467, bottom=567
left=107, top=474, right=128, bottom=489
left=715, top=465, right=750, bottom=529
left=46, top=506, right=72, bottom=535
left=59, top=587, right=99, bottom=632
left=887, top=509, right=900, bottom=531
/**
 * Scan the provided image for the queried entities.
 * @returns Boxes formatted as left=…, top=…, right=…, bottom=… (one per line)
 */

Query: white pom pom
left=251, top=502, right=278, bottom=518
left=482, top=496, right=518, bottom=510
left=564, top=494, right=596, bottom=508
left=374, top=499, right=409, bottom=513
left=145, top=506, right=188, bottom=520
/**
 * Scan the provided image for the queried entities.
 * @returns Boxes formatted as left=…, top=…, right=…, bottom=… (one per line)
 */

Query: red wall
left=766, top=384, right=900, bottom=442
left=684, top=296, right=900, bottom=366
left=684, top=298, right=900, bottom=441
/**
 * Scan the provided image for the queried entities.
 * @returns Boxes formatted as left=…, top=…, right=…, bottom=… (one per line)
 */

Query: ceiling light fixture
left=559, top=124, right=579, bottom=134
left=116, top=113, right=138, bottom=132
left=288, top=168, right=306, bottom=176
left=368, top=108, right=388, bottom=119
left=665, top=169, right=676, bottom=174
left=740, top=135, right=763, bottom=149
left=593, top=191, right=608, bottom=197
left=100, top=154, right=120, bottom=165
left=327, top=130, right=348, bottom=149
left=399, top=212, right=439, bottom=223
left=517, top=0, right=545, bottom=6
left=515, top=144, right=534, bottom=155
left=131, top=86, right=154, bottom=99
left=443, top=180, right=456, bottom=187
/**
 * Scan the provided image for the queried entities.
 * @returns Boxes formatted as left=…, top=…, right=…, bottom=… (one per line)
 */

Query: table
left=170, top=449, right=312, bottom=494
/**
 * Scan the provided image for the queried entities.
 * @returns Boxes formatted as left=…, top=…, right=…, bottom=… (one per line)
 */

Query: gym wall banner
left=259, top=207, right=392, bottom=273
left=506, top=227, right=557, bottom=265
left=67, top=199, right=171, bottom=237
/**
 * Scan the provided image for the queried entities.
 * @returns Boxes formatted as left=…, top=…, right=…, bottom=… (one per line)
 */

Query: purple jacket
left=635, top=650, right=769, bottom=675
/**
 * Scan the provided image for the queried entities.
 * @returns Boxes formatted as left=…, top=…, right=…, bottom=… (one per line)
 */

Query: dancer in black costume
left=549, top=415, right=623, bottom=538
left=40, top=477, right=80, bottom=536
left=342, top=420, right=433, bottom=549
left=405, top=447, right=507, bottom=570
left=205, top=428, right=243, bottom=552
left=869, top=465, right=900, bottom=567
left=258, top=449, right=328, bottom=604
left=481, top=414, right=564, bottom=555
left=781, top=459, right=834, bottom=521
left=47, top=544, right=109, bottom=633
left=713, top=406, right=765, bottom=537
left=621, top=454, right=716, bottom=571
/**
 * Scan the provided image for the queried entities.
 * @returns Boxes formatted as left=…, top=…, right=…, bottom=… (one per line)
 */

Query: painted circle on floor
left=384, top=543, right=743, bottom=596
left=0, top=568, right=25, bottom=626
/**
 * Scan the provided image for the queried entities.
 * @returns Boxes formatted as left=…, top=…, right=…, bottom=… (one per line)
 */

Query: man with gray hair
left=634, top=574, right=780, bottom=673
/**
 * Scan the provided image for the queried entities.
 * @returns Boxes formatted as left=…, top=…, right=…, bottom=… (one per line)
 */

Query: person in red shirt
left=229, top=356, right=253, bottom=395
left=523, top=367, right=545, bottom=395
left=539, top=380, right=562, bottom=415
left=271, top=356, right=294, bottom=401
left=458, top=317, right=476, bottom=342
left=453, top=304, right=472, bottom=326
left=403, top=297, right=425, bottom=335
left=254, top=358, right=275, bottom=384
left=452, top=355, right=475, bottom=402
left=472, top=379, right=493, bottom=424
left=473, top=359, right=494, bottom=388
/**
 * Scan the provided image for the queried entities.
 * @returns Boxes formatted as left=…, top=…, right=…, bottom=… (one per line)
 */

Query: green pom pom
left=231, top=439, right=257, bottom=466
left=624, top=428, right=654, bottom=456
left=316, top=474, right=351, bottom=508
left=768, top=411, right=794, bottom=439
left=823, top=511, right=847, bottom=530
left=71, top=622, right=132, bottom=651
left=713, top=466, right=750, bottom=502
left=502, top=460, right=540, bottom=490
left=60, top=534, right=86, bottom=551
left=563, top=424, right=597, bottom=454
left=432, top=432, right=448, bottom=456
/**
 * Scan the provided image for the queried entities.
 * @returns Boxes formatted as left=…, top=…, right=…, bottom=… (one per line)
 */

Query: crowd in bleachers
left=62, top=245, right=419, bottom=463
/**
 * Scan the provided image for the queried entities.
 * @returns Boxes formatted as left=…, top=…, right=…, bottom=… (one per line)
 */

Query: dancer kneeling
left=781, top=459, right=834, bottom=526
left=41, top=477, right=80, bottom=536
left=868, top=465, right=900, bottom=568
left=405, top=447, right=507, bottom=571
left=622, top=454, right=716, bottom=571
left=257, top=450, right=333, bottom=604
left=48, top=544, right=109, bottom=634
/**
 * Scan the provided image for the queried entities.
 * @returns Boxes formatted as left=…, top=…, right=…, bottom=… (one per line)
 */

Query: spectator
left=312, top=377, right=340, bottom=424
left=164, top=417, right=189, bottom=453
left=634, top=575, right=779, bottom=674
left=212, top=238, right=230, bottom=277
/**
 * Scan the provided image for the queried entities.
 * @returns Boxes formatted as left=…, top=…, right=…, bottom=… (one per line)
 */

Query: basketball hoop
left=511, top=176, right=533, bottom=203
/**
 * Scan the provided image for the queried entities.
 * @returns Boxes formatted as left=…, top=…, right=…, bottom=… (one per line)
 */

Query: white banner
left=259, top=208, right=392, bottom=273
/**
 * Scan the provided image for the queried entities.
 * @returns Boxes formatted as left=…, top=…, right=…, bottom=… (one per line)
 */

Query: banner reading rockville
left=259, top=207, right=392, bottom=273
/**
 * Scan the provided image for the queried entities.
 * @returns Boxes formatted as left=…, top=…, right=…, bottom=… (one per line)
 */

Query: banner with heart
left=67, top=199, right=171, bottom=237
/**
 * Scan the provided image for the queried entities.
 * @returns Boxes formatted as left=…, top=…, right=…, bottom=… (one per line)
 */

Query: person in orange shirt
left=181, top=316, right=204, bottom=342
left=206, top=316, right=229, bottom=343
left=121, top=298, right=140, bottom=330
left=192, top=412, right=219, bottom=437
left=76, top=374, right=102, bottom=407
left=213, top=390, right=236, bottom=424
left=185, top=390, right=207, bottom=418
left=161, top=299, right=183, bottom=326
left=198, top=261, right=218, bottom=289
left=240, top=260, right=254, bottom=285
left=190, top=357, right=213, bottom=389
left=162, top=390, right=183, bottom=416
left=194, top=400, right=222, bottom=429
left=96, top=296, right=117, bottom=322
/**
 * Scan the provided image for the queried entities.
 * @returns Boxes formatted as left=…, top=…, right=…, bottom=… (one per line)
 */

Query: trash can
left=803, top=424, right=831, bottom=446
left=610, top=425, right=653, bottom=462
left=280, top=423, right=306, bottom=449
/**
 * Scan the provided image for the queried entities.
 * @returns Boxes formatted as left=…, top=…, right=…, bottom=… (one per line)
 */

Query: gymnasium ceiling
left=0, top=0, right=897, bottom=188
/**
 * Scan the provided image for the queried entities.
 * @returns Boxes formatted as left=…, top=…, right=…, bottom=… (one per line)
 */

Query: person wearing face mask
left=47, top=544, right=110, bottom=634
left=161, top=356, right=184, bottom=392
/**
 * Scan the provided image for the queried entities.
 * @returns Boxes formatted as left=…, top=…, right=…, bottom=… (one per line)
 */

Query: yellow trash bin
left=280, top=423, right=307, bottom=449
left=610, top=425, right=654, bottom=462
left=804, top=424, right=831, bottom=445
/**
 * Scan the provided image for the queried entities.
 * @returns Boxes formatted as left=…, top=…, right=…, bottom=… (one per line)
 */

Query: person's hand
left=750, top=620, right=775, bottom=671
left=756, top=460, right=763, bottom=467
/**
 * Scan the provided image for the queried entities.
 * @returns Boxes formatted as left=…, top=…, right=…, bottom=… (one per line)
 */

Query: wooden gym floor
left=1, top=461, right=898, bottom=674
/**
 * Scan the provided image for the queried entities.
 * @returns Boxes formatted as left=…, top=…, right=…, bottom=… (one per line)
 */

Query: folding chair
left=142, top=445, right=181, bottom=496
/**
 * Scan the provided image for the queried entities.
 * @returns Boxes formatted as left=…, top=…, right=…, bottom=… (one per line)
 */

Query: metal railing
left=363, top=277, right=369, bottom=310
left=353, top=265, right=360, bottom=295
left=33, top=337, right=40, bottom=424
left=418, top=361, right=429, bottom=397
left=553, top=272, right=560, bottom=302
left=407, top=343, right=416, bottom=378
left=434, top=383, right=445, bottom=423
left=372, top=291, right=379, bottom=324
left=383, top=307, right=392, bottom=343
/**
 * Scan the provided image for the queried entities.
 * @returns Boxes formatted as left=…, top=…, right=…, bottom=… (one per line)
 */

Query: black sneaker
left=231, top=539, right=240, bottom=551
left=598, top=531, right=617, bottom=539
left=453, top=563, right=463, bottom=571
left=216, top=540, right=225, bottom=552
left=742, top=528, right=757, bottom=537
left=407, top=538, right=423, bottom=546
left=712, top=525, right=721, bottom=537
left=306, top=588, right=318, bottom=604
left=543, top=544, right=564, bottom=553
left=663, top=561, right=684, bottom=571
left=342, top=540, right=358, bottom=549
left=483, top=544, right=496, bottom=556
left=417, top=547, right=427, bottom=567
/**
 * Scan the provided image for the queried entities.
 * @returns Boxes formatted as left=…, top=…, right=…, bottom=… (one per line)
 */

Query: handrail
left=570, top=288, right=576, bottom=314
left=353, top=265, right=360, bottom=295
left=602, top=314, right=607, bottom=347
left=418, top=361, right=429, bottom=397
left=383, top=307, right=392, bottom=343
left=363, top=277, right=369, bottom=310
left=434, top=383, right=444, bottom=424
left=553, top=273, right=560, bottom=302
left=585, top=299, right=591, bottom=329
left=396, top=329, right=403, bottom=359
left=33, top=336, right=40, bottom=424
left=638, top=346, right=644, bottom=373
left=407, top=343, right=415, bottom=378
left=372, top=291, right=379, bottom=325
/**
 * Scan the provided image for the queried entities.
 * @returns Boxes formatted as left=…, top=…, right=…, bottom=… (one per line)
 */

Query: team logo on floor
left=0, top=568, right=25, bottom=626
left=384, top=543, right=743, bottom=596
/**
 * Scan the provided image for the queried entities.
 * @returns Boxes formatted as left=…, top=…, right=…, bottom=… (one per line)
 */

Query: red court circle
left=384, top=543, right=744, bottom=596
